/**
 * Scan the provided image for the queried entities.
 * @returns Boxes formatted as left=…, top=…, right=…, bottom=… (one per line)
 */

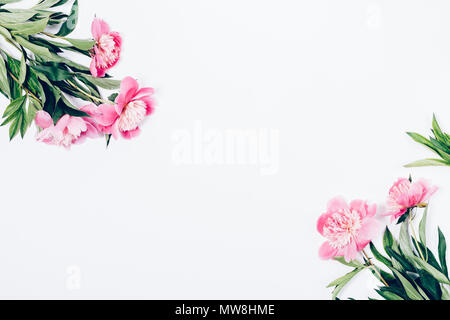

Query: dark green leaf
left=438, top=228, right=448, bottom=277
left=370, top=242, right=392, bottom=268
left=56, top=0, right=78, bottom=36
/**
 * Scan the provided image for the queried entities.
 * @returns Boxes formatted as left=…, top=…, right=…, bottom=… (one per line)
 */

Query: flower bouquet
left=318, top=177, right=449, bottom=300
left=0, top=0, right=154, bottom=148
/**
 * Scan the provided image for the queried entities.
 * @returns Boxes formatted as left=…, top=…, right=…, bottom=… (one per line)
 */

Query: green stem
left=362, top=250, right=390, bottom=287
left=66, top=80, right=113, bottom=105
left=7, top=70, right=41, bottom=105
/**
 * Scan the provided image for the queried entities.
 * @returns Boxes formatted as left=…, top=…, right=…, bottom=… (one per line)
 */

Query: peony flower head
left=386, top=178, right=438, bottom=221
left=81, top=77, right=154, bottom=140
left=317, top=197, right=380, bottom=262
left=35, top=111, right=99, bottom=148
left=90, top=18, right=122, bottom=78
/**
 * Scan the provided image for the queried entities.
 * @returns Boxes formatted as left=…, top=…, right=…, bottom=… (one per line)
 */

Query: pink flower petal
left=319, top=242, right=338, bottom=260
left=121, top=127, right=141, bottom=139
left=327, top=196, right=349, bottom=213
left=35, top=111, right=53, bottom=129
left=94, top=104, right=119, bottom=126
left=91, top=18, right=110, bottom=40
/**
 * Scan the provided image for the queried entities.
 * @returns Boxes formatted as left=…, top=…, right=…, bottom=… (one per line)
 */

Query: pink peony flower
left=35, top=111, right=99, bottom=148
left=81, top=77, right=154, bottom=139
left=386, top=178, right=438, bottom=221
left=317, top=197, right=380, bottom=262
left=90, top=18, right=122, bottom=78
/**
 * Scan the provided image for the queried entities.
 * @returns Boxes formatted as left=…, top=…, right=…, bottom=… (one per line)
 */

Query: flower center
left=98, top=34, right=116, bottom=51
left=118, top=100, right=147, bottom=131
left=323, top=209, right=362, bottom=249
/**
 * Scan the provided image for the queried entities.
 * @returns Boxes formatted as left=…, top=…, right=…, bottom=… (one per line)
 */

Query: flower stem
left=7, top=70, right=41, bottom=105
left=66, top=80, right=113, bottom=105
left=409, top=214, right=426, bottom=261
left=362, top=249, right=390, bottom=287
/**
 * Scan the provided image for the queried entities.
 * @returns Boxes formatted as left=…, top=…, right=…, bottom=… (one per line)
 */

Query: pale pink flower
left=386, top=178, right=438, bottom=221
left=81, top=77, right=154, bottom=139
left=317, top=197, right=380, bottom=262
left=35, top=111, right=99, bottom=148
left=90, top=18, right=122, bottom=78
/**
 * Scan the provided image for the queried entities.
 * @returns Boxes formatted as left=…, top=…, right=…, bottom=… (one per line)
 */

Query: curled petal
left=35, top=111, right=53, bottom=129
left=91, top=18, right=111, bottom=40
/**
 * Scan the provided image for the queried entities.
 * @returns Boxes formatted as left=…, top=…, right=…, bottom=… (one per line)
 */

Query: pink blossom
left=35, top=111, right=99, bottom=148
left=81, top=77, right=154, bottom=139
left=90, top=18, right=122, bottom=78
left=317, top=197, right=380, bottom=262
left=386, top=178, right=438, bottom=221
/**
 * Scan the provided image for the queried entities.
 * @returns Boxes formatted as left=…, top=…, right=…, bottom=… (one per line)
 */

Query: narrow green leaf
left=333, top=257, right=363, bottom=268
left=64, top=38, right=95, bottom=51
left=15, top=36, right=52, bottom=59
left=370, top=242, right=392, bottom=268
left=410, top=255, right=450, bottom=285
left=78, top=74, right=121, bottom=90
left=18, top=54, right=26, bottom=85
left=399, top=222, right=414, bottom=259
left=0, top=55, right=11, bottom=97
left=328, top=268, right=365, bottom=300
left=2, top=95, right=26, bottom=119
left=391, top=269, right=424, bottom=300
left=376, top=289, right=404, bottom=300
left=405, top=159, right=449, bottom=168
left=419, top=207, right=428, bottom=249
left=5, top=18, right=49, bottom=36
left=9, top=112, right=22, bottom=140
left=56, top=0, right=78, bottom=36
left=383, top=227, right=394, bottom=257
left=438, top=228, right=448, bottom=277
left=432, top=114, right=448, bottom=144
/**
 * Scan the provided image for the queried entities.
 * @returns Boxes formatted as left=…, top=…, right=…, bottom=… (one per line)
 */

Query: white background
left=0, top=0, right=449, bottom=300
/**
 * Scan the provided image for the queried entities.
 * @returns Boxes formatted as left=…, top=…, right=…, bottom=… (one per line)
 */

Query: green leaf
left=106, top=134, right=112, bottom=147
left=333, top=257, right=363, bottom=268
left=56, top=0, right=79, bottom=37
left=59, top=94, right=89, bottom=118
left=432, top=114, right=449, bottom=144
left=369, top=242, right=392, bottom=268
left=327, top=268, right=365, bottom=300
left=5, top=18, right=49, bottom=36
left=78, top=74, right=121, bottom=90
left=108, top=93, right=118, bottom=102
left=18, top=54, right=27, bottom=85
left=64, top=38, right=95, bottom=51
left=2, top=95, right=26, bottom=119
left=0, top=10, right=37, bottom=25
left=0, top=55, right=11, bottom=97
left=438, top=228, right=448, bottom=277
left=407, top=132, right=436, bottom=151
left=15, top=36, right=53, bottom=60
left=417, top=269, right=442, bottom=300
left=419, top=207, right=428, bottom=250
left=383, top=227, right=394, bottom=257
left=9, top=112, right=22, bottom=140
left=410, top=255, right=450, bottom=285
left=391, top=269, right=424, bottom=300
left=33, top=0, right=64, bottom=9
left=399, top=221, right=414, bottom=259
left=405, top=158, right=449, bottom=167
left=376, top=289, right=404, bottom=300
left=32, top=63, right=72, bottom=82
left=0, top=0, right=22, bottom=5
left=442, top=285, right=450, bottom=300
